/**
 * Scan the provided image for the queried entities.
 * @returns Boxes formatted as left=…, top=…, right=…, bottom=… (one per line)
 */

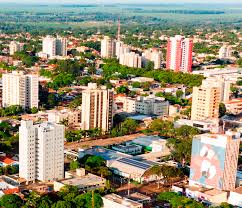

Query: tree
left=31, top=107, right=39, bottom=114
left=237, top=58, right=242, bottom=67
left=70, top=160, right=80, bottom=170
left=219, top=103, right=226, bottom=117
left=145, top=165, right=162, bottom=188
left=231, top=85, right=239, bottom=98
left=149, top=119, right=174, bottom=137
left=51, top=201, right=72, bottom=208
left=176, top=89, right=184, bottom=98
left=120, top=119, right=138, bottom=135
left=47, top=94, right=58, bottom=107
left=0, top=194, right=23, bottom=208
left=132, top=82, right=141, bottom=88
left=116, top=85, right=129, bottom=94
left=97, top=166, right=111, bottom=178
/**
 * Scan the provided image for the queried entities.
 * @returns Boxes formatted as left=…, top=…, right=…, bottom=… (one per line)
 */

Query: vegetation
left=0, top=186, right=103, bottom=208
left=111, top=118, right=138, bottom=137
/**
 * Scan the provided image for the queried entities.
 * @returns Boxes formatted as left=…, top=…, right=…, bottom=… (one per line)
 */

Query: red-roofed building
left=0, top=156, right=18, bottom=167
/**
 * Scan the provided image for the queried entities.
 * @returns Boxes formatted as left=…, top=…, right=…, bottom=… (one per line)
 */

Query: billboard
left=189, top=138, right=226, bottom=189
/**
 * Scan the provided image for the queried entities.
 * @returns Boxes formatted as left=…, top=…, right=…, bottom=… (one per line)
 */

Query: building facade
left=101, top=36, right=116, bottom=58
left=189, top=131, right=240, bottom=191
left=166, top=35, right=193, bottom=73
left=19, top=120, right=64, bottom=183
left=2, top=71, right=39, bottom=109
left=81, top=83, right=113, bottom=132
left=42, top=36, right=67, bottom=58
left=119, top=52, right=142, bottom=68
left=191, top=84, right=221, bottom=121
left=142, top=48, right=163, bottom=69
left=9, top=41, right=23, bottom=56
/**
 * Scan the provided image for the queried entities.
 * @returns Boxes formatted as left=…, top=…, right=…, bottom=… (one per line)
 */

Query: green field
left=0, top=3, right=241, bottom=32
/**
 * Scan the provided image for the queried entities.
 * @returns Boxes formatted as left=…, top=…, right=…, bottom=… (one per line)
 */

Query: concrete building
left=166, top=35, right=193, bottom=73
left=54, top=168, right=106, bottom=192
left=189, top=131, right=240, bottom=191
left=228, top=186, right=242, bottom=207
left=102, top=194, right=143, bottom=208
left=19, top=120, right=65, bottom=183
left=42, top=36, right=67, bottom=58
left=124, top=95, right=169, bottom=116
left=112, top=144, right=142, bottom=155
left=201, top=77, right=231, bottom=103
left=2, top=71, right=39, bottom=109
left=9, top=41, right=23, bottom=55
left=115, top=41, right=130, bottom=59
left=119, top=52, right=142, bottom=68
left=225, top=98, right=242, bottom=115
left=219, top=45, right=232, bottom=59
left=81, top=83, right=113, bottom=132
left=142, top=48, right=162, bottom=69
left=48, top=109, right=81, bottom=126
left=191, top=83, right=221, bottom=121
left=101, top=36, right=116, bottom=58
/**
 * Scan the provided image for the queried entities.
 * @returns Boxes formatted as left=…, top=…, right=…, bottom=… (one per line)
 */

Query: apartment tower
left=191, top=83, right=221, bottom=121
left=2, top=71, right=39, bottom=109
left=166, top=35, right=193, bottom=73
left=101, top=36, right=116, bottom=58
left=19, top=120, right=64, bottom=183
left=81, top=83, right=113, bottom=132
left=189, top=131, right=240, bottom=191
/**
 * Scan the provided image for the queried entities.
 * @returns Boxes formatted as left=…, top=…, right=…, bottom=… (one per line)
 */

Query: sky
left=0, top=0, right=241, bottom=3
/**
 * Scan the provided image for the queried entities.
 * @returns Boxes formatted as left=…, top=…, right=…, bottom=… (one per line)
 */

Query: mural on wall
left=189, top=138, right=226, bottom=190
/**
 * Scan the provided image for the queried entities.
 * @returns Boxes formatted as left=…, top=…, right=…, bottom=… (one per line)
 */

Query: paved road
left=65, top=133, right=145, bottom=150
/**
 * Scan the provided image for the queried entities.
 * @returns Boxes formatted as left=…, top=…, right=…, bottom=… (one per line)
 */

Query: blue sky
left=0, top=0, right=241, bottom=3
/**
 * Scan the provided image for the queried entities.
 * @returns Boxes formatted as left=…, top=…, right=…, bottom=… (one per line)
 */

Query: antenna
left=117, top=17, right=121, bottom=41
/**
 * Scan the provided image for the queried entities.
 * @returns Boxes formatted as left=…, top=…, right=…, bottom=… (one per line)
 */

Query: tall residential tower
left=19, top=120, right=65, bottom=183
left=81, top=83, right=113, bottom=132
left=166, top=35, right=193, bottom=73
left=2, top=71, right=39, bottom=109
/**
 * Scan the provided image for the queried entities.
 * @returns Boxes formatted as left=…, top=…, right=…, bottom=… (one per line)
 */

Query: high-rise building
left=219, top=45, right=232, bottom=59
left=191, top=83, right=221, bottom=121
left=166, top=35, right=193, bottom=73
left=189, top=131, right=240, bottom=191
left=19, top=120, right=64, bottom=183
left=115, top=41, right=130, bottom=59
left=42, top=36, right=67, bottom=58
left=81, top=83, right=113, bottom=132
left=119, top=52, right=142, bottom=68
left=101, top=36, right=116, bottom=58
left=142, top=48, right=163, bottom=69
left=2, top=71, right=39, bottom=109
left=9, top=41, right=23, bottom=55
left=201, top=77, right=231, bottom=103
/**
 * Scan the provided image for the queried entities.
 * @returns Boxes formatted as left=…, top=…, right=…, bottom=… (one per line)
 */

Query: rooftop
left=103, top=194, right=143, bottom=207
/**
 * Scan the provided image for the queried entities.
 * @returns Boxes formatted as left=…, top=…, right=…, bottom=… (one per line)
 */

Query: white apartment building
left=19, top=120, right=64, bottom=183
left=81, top=83, right=114, bottom=132
left=2, top=71, right=39, bottom=109
left=101, top=36, right=116, bottom=58
left=142, top=49, right=163, bottom=69
left=116, top=41, right=130, bottom=59
left=124, top=95, right=169, bottom=116
left=119, top=52, right=142, bottom=68
left=9, top=41, right=23, bottom=55
left=42, top=36, right=67, bottom=58
left=219, top=45, right=233, bottom=59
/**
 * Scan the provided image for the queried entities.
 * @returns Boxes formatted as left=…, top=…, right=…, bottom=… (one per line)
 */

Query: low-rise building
left=112, top=144, right=142, bottom=155
left=228, top=186, right=242, bottom=207
left=123, top=95, right=169, bottom=116
left=48, top=109, right=81, bottom=126
left=225, top=98, right=242, bottom=115
left=54, top=168, right=106, bottom=192
left=102, top=193, right=143, bottom=208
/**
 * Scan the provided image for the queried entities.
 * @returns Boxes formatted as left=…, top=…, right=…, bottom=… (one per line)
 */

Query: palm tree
left=97, top=167, right=111, bottom=178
